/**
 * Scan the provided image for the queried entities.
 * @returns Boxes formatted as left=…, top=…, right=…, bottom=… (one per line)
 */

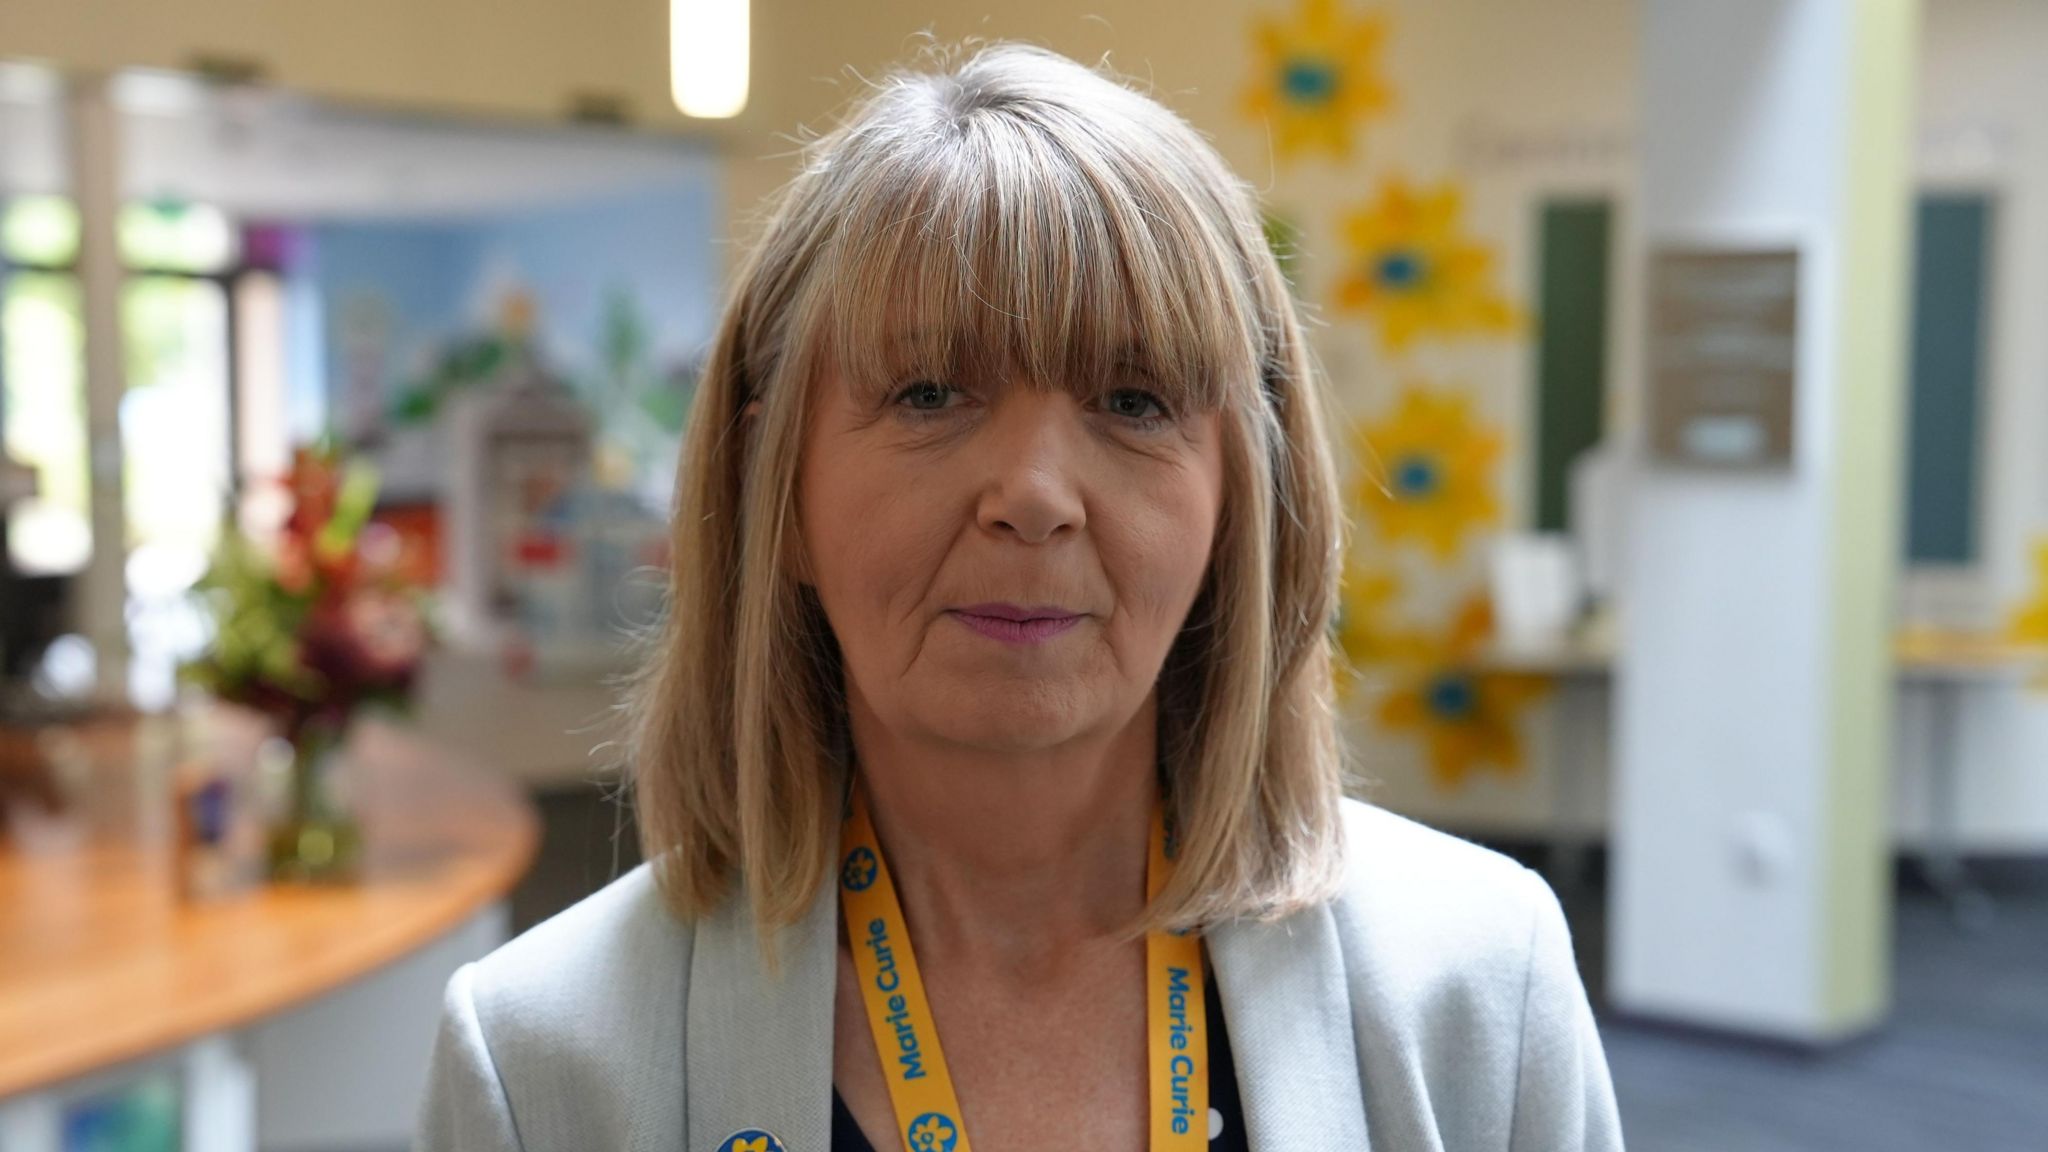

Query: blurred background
left=0, top=1, right=2042, bottom=1149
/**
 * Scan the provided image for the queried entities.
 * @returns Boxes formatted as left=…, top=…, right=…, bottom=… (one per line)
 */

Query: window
left=1, top=195, right=263, bottom=705
left=1, top=196, right=240, bottom=578
left=1903, top=193, right=1992, bottom=569
left=1, top=269, right=87, bottom=574
left=1531, top=199, right=1613, bottom=533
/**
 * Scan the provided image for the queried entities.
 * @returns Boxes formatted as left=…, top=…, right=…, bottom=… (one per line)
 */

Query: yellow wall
left=5, top=0, right=1646, bottom=828
left=717, top=0, right=1640, bottom=829
left=1, top=0, right=677, bottom=126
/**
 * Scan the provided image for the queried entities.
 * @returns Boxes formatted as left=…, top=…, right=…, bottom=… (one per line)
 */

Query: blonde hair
left=627, top=42, right=1349, bottom=940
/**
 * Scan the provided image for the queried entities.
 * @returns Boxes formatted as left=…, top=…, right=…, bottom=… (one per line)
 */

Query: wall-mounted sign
left=1648, top=247, right=1799, bottom=470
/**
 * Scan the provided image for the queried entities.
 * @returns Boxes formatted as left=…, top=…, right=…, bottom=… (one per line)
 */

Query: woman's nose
left=974, top=391, right=1087, bottom=545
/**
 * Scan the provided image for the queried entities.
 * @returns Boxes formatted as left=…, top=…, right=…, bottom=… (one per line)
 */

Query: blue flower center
left=1428, top=674, right=1476, bottom=720
left=1281, top=59, right=1339, bottom=104
left=1376, top=250, right=1427, bottom=289
left=1393, top=454, right=1440, bottom=498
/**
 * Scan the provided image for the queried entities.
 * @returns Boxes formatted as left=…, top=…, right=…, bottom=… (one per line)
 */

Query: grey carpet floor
left=1555, top=860, right=2048, bottom=1152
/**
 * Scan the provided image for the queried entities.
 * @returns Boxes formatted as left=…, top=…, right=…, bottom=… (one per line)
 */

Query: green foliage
left=178, top=442, right=430, bottom=731
left=178, top=527, right=320, bottom=706
left=388, top=335, right=512, bottom=426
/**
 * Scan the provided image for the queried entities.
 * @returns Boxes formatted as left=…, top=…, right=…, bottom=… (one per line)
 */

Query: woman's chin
left=915, top=686, right=1107, bottom=753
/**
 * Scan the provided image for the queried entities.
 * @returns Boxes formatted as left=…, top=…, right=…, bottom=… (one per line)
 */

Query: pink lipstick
left=947, top=603, right=1084, bottom=646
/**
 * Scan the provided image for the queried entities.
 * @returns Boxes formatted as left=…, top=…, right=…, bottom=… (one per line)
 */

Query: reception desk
left=0, top=716, right=538, bottom=1148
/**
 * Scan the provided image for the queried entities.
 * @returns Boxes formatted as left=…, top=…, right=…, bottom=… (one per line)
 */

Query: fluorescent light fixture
left=112, top=68, right=211, bottom=116
left=0, top=61, right=61, bottom=106
left=670, top=0, right=749, bottom=119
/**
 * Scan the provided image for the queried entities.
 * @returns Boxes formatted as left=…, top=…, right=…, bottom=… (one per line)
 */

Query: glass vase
left=269, top=717, right=362, bottom=884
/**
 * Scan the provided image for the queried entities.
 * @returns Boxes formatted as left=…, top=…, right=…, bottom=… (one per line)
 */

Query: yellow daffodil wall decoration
left=2010, top=538, right=2048, bottom=648
left=2008, top=537, right=2048, bottom=691
left=1336, top=176, right=1521, bottom=353
left=1352, top=386, right=1504, bottom=561
left=1376, top=597, right=1551, bottom=791
left=1333, top=557, right=1403, bottom=697
left=1243, top=0, right=1395, bottom=162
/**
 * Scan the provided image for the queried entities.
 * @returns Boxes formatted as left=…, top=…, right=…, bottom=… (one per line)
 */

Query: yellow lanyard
left=837, top=786, right=1209, bottom=1152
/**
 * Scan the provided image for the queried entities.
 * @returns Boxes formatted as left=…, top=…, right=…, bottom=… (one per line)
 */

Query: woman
left=418, top=43, right=1623, bottom=1152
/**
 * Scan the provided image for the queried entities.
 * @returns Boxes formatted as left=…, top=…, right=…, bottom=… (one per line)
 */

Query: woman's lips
left=947, top=605, right=1084, bottom=646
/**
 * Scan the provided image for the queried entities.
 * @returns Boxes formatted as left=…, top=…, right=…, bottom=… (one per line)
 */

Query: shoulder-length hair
left=627, top=42, right=1349, bottom=941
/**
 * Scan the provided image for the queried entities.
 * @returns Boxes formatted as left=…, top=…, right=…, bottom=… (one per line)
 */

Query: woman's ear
left=741, top=398, right=763, bottom=423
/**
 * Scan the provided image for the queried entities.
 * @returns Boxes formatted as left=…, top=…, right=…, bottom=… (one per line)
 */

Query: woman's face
left=797, top=358, right=1225, bottom=755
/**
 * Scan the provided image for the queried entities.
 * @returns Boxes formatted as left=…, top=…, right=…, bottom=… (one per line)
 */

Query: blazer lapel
left=680, top=864, right=1371, bottom=1152
left=686, top=873, right=840, bottom=1152
left=1208, top=900, right=1373, bottom=1151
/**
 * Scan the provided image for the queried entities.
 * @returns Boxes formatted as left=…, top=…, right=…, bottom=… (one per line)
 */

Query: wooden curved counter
left=0, top=715, right=539, bottom=1098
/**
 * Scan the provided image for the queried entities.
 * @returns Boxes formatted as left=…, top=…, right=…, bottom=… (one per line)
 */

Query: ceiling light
left=670, top=0, right=748, bottom=119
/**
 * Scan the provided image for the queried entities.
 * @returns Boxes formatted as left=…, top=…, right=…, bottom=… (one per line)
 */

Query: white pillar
left=67, top=72, right=130, bottom=703
left=1613, top=0, right=1919, bottom=1042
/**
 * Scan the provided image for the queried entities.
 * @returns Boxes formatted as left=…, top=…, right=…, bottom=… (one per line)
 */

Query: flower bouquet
left=180, top=442, right=430, bottom=883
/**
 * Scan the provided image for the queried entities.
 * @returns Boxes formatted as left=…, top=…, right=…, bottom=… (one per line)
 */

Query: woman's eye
left=1103, top=387, right=1169, bottom=422
left=893, top=381, right=957, bottom=412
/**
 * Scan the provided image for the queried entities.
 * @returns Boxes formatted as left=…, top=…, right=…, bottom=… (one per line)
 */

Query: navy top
left=830, top=971, right=1249, bottom=1151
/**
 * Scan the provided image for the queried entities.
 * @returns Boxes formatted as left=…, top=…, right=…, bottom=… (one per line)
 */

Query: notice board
left=1647, top=247, right=1800, bottom=469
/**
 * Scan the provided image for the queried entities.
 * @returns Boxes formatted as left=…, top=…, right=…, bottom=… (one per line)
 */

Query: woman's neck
left=845, top=694, right=1156, bottom=976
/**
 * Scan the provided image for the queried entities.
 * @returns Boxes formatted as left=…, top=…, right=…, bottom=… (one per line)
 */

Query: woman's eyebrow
left=864, top=328, right=961, bottom=374
left=877, top=324, right=951, bottom=353
left=1113, top=353, right=1158, bottom=379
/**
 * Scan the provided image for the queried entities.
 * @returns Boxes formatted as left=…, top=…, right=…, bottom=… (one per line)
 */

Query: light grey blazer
left=416, top=799, right=1624, bottom=1151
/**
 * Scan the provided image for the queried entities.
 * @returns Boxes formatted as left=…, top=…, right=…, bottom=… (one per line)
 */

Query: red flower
left=184, top=440, right=433, bottom=736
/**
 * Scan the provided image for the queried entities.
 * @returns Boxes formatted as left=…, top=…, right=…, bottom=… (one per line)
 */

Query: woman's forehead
left=819, top=310, right=1207, bottom=403
left=800, top=137, right=1259, bottom=394
left=814, top=265, right=1243, bottom=407
left=873, top=318, right=1152, bottom=369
